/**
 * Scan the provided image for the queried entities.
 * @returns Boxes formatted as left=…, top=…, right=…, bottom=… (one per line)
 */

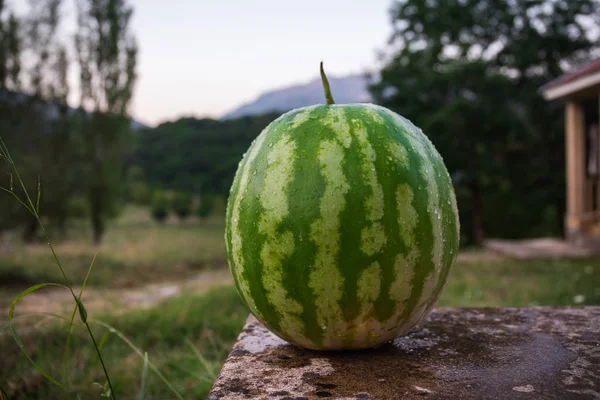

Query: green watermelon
left=225, top=64, right=459, bottom=350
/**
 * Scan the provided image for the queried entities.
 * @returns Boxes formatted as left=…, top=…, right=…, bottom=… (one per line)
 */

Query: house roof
left=542, top=58, right=600, bottom=100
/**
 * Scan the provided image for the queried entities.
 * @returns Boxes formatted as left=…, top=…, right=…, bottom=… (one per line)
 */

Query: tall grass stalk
left=0, top=138, right=116, bottom=399
left=1, top=137, right=188, bottom=399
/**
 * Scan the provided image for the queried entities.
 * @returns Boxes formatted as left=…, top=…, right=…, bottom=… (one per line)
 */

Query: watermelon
left=225, top=64, right=459, bottom=350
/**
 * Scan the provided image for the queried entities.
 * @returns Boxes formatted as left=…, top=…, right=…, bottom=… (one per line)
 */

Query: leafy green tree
left=21, top=0, right=78, bottom=239
left=0, top=1, right=21, bottom=91
left=151, top=191, right=169, bottom=223
left=0, top=1, right=89, bottom=241
left=75, top=0, right=137, bottom=243
left=371, top=0, right=599, bottom=246
left=136, top=113, right=279, bottom=197
left=0, top=3, right=23, bottom=231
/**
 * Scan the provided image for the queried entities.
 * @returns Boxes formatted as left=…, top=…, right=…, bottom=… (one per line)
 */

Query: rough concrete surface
left=208, top=307, right=600, bottom=400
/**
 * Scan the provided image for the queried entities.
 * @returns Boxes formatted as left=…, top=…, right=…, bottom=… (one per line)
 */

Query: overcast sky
left=47, top=0, right=385, bottom=126
left=123, top=0, right=393, bottom=125
left=12, top=0, right=393, bottom=125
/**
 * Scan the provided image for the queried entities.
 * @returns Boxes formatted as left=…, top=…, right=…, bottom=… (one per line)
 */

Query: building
left=542, top=59, right=600, bottom=244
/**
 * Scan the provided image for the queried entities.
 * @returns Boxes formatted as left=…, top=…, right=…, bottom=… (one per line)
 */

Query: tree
left=136, top=113, right=280, bottom=197
left=0, top=1, right=21, bottom=91
left=20, top=0, right=77, bottom=240
left=151, top=191, right=168, bottom=223
left=75, top=0, right=137, bottom=243
left=172, top=191, right=192, bottom=220
left=371, top=0, right=600, bottom=246
left=0, top=2, right=23, bottom=232
left=0, top=1, right=89, bottom=241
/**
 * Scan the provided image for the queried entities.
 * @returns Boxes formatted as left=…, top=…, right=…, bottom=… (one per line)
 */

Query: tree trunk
left=471, top=183, right=485, bottom=247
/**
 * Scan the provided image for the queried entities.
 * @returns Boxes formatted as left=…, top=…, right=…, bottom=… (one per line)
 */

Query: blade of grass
left=0, top=186, right=35, bottom=215
left=91, top=320, right=185, bottom=400
left=82, top=328, right=113, bottom=377
left=36, top=175, right=41, bottom=214
left=63, top=253, right=98, bottom=389
left=2, top=311, right=85, bottom=331
left=137, top=352, right=149, bottom=400
left=8, top=283, right=71, bottom=388
left=1, top=141, right=116, bottom=399
left=0, top=137, right=13, bottom=163
left=170, top=362, right=215, bottom=385
left=84, top=323, right=114, bottom=398
left=185, top=338, right=217, bottom=379
left=93, top=330, right=112, bottom=363
left=1, top=383, right=10, bottom=400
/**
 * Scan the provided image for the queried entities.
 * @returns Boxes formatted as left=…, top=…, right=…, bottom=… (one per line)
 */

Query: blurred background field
left=1, top=0, right=600, bottom=398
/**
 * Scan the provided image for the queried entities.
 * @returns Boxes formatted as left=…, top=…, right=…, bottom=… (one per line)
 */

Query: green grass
left=1, top=256, right=599, bottom=399
left=1, top=206, right=599, bottom=399
left=0, top=206, right=226, bottom=306
left=441, top=253, right=600, bottom=307
left=1, top=287, right=246, bottom=399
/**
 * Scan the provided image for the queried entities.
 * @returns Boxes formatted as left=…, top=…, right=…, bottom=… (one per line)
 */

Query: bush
left=172, top=192, right=192, bottom=220
left=128, top=181, right=151, bottom=205
left=151, top=192, right=169, bottom=222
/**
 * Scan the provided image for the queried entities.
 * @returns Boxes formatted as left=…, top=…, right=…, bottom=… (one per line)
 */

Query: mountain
left=221, top=74, right=371, bottom=119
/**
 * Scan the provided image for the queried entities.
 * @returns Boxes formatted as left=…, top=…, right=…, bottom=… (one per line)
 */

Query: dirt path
left=3, top=251, right=498, bottom=318
left=2, top=269, right=233, bottom=317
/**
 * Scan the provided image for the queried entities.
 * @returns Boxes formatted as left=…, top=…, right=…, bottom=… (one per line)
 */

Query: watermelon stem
left=320, top=61, right=335, bottom=105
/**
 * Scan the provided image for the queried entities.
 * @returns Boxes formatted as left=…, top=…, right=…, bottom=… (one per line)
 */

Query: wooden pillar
left=565, top=100, right=586, bottom=240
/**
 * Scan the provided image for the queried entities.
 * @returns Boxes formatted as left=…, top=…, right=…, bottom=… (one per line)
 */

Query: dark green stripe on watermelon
left=280, top=105, right=329, bottom=346
left=376, top=109, right=436, bottom=323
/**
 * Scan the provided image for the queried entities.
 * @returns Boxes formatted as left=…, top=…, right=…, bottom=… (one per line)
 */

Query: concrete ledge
left=208, top=307, right=600, bottom=399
